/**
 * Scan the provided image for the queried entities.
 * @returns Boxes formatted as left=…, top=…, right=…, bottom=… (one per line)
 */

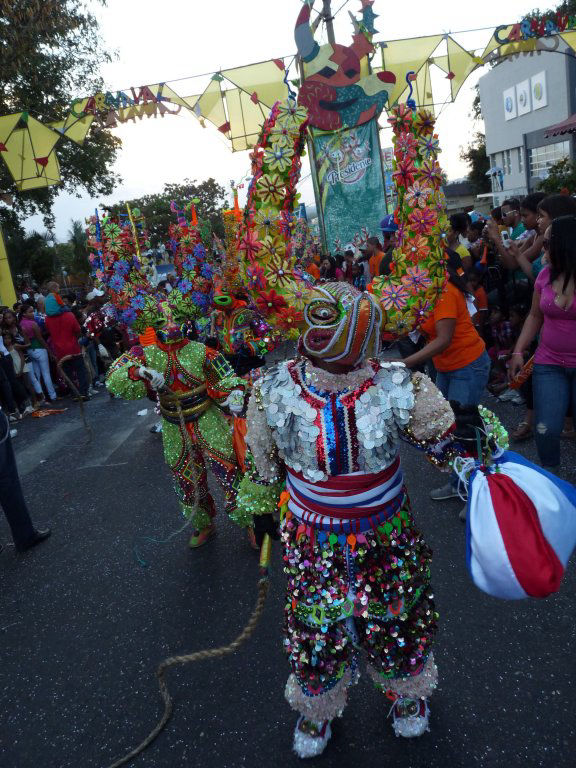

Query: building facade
left=478, top=47, right=576, bottom=205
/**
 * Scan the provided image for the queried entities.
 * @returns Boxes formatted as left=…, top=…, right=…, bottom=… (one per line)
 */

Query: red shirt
left=45, top=312, right=82, bottom=360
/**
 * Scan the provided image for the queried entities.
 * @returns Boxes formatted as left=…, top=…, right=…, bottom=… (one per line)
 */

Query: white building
left=478, top=46, right=576, bottom=206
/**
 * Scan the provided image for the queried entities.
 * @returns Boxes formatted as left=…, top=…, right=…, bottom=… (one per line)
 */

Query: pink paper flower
left=409, top=207, right=437, bottom=235
left=405, top=181, right=433, bottom=209
left=401, top=266, right=432, bottom=293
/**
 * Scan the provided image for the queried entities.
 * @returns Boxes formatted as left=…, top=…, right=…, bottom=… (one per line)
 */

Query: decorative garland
left=236, top=98, right=311, bottom=338
left=369, top=105, right=448, bottom=336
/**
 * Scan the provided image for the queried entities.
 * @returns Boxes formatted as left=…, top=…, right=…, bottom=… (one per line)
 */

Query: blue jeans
left=435, top=350, right=491, bottom=407
left=533, top=363, right=576, bottom=468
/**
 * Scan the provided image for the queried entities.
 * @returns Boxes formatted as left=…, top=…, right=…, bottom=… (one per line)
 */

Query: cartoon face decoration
left=301, top=283, right=382, bottom=366
left=295, top=0, right=396, bottom=131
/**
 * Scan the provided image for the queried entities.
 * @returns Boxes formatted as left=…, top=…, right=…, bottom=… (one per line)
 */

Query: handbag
left=466, top=451, right=576, bottom=599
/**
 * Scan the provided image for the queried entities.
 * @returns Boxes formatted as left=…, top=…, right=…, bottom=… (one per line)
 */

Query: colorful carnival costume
left=107, top=333, right=245, bottom=544
left=237, top=283, right=460, bottom=756
left=225, top=72, right=460, bottom=753
left=87, top=207, right=246, bottom=547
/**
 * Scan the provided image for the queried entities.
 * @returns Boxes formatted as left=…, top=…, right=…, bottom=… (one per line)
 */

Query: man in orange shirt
left=365, top=236, right=385, bottom=280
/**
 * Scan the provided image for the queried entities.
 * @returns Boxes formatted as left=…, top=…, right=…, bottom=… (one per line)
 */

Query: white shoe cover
left=391, top=697, right=430, bottom=738
left=293, top=717, right=332, bottom=758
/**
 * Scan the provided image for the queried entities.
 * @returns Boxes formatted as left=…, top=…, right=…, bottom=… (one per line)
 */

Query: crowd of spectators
left=0, top=281, right=131, bottom=424
left=301, top=193, right=576, bottom=475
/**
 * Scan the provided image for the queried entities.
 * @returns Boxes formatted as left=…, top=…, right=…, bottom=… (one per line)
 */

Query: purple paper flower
left=178, top=278, right=193, bottom=293
left=109, top=275, right=126, bottom=292
left=201, top=264, right=214, bottom=279
left=194, top=244, right=206, bottom=260
left=121, top=308, right=136, bottom=325
left=130, top=295, right=146, bottom=310
left=113, top=260, right=130, bottom=276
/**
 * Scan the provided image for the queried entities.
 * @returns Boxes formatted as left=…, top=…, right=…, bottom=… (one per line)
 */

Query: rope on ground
left=103, top=570, right=270, bottom=768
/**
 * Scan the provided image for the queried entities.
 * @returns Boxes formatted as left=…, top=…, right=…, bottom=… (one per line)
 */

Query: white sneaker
left=391, top=697, right=430, bottom=738
left=293, top=717, right=332, bottom=758
left=88, top=387, right=98, bottom=396
left=10, top=429, right=17, bottom=438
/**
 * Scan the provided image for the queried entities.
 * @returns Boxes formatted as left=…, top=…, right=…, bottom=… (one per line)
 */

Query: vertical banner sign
left=312, top=118, right=387, bottom=248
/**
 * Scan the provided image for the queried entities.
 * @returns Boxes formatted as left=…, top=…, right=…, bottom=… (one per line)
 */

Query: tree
left=66, top=219, right=90, bottom=277
left=105, top=178, right=229, bottom=246
left=536, top=157, right=576, bottom=194
left=460, top=133, right=491, bottom=194
left=0, top=1, right=121, bottom=226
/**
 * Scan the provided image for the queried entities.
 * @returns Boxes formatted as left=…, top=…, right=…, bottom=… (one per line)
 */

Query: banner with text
left=313, top=119, right=386, bottom=251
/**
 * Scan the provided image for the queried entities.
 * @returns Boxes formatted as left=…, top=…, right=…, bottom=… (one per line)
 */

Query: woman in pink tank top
left=510, top=216, right=576, bottom=468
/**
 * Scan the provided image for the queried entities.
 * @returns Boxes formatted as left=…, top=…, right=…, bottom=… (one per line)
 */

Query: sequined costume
left=107, top=339, right=245, bottom=534
left=87, top=206, right=247, bottom=546
left=243, top=352, right=454, bottom=716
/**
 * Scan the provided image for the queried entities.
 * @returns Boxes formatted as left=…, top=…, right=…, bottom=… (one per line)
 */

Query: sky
left=26, top=0, right=534, bottom=240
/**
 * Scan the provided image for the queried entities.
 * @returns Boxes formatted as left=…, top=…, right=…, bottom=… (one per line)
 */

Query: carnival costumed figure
left=228, top=80, right=484, bottom=754
left=87, top=209, right=247, bottom=549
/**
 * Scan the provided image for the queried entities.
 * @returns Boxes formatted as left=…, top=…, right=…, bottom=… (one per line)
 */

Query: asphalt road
left=1, top=364, right=575, bottom=768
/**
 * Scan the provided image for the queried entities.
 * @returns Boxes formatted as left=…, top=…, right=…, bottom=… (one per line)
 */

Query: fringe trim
left=367, top=653, right=438, bottom=699
left=285, top=668, right=354, bottom=721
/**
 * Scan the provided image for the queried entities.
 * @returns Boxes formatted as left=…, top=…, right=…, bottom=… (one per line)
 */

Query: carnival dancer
left=87, top=211, right=247, bottom=548
left=237, top=281, right=467, bottom=756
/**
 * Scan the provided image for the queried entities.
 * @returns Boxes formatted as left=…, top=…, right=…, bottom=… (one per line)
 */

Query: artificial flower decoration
left=420, top=159, right=443, bottom=187
left=264, top=256, right=292, bottom=288
left=255, top=289, right=288, bottom=316
left=393, top=158, right=416, bottom=188
left=269, top=122, right=301, bottom=147
left=414, top=109, right=435, bottom=136
left=103, top=221, right=121, bottom=238
left=401, top=266, right=432, bottom=292
left=237, top=228, right=264, bottom=259
left=370, top=103, right=447, bottom=335
left=387, top=104, right=413, bottom=134
left=261, top=234, right=286, bottom=259
left=405, top=181, right=432, bottom=209
left=276, top=100, right=308, bottom=127
left=407, top=235, right=431, bottom=261
left=418, top=133, right=441, bottom=158
left=394, top=132, right=418, bottom=160
left=408, top=207, right=437, bottom=235
left=379, top=283, right=409, bottom=311
left=246, top=263, right=267, bottom=290
left=254, top=206, right=278, bottom=230
left=276, top=306, right=303, bottom=332
left=255, top=173, right=286, bottom=205
left=264, top=143, right=295, bottom=174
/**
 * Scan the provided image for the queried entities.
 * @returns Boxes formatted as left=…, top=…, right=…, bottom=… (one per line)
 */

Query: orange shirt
left=307, top=262, right=320, bottom=280
left=420, top=282, right=485, bottom=372
left=368, top=250, right=385, bottom=279
left=474, top=286, right=488, bottom=312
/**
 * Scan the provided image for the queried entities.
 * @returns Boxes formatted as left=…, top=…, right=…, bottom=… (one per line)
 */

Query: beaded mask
left=301, top=283, right=382, bottom=366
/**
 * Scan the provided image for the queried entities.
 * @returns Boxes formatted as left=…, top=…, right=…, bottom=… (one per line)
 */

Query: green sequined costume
left=107, top=338, right=245, bottom=532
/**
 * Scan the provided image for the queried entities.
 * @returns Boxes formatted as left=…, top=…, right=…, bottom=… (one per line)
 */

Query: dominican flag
left=466, top=451, right=576, bottom=600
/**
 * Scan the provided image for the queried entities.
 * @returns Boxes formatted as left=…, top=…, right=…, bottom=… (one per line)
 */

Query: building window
left=504, top=149, right=512, bottom=175
left=529, top=141, right=570, bottom=178
left=518, top=147, right=524, bottom=174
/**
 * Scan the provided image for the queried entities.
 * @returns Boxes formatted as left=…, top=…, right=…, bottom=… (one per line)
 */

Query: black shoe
left=16, top=528, right=52, bottom=552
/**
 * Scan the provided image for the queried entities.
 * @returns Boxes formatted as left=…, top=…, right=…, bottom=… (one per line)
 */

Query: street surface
left=1, top=358, right=575, bottom=768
